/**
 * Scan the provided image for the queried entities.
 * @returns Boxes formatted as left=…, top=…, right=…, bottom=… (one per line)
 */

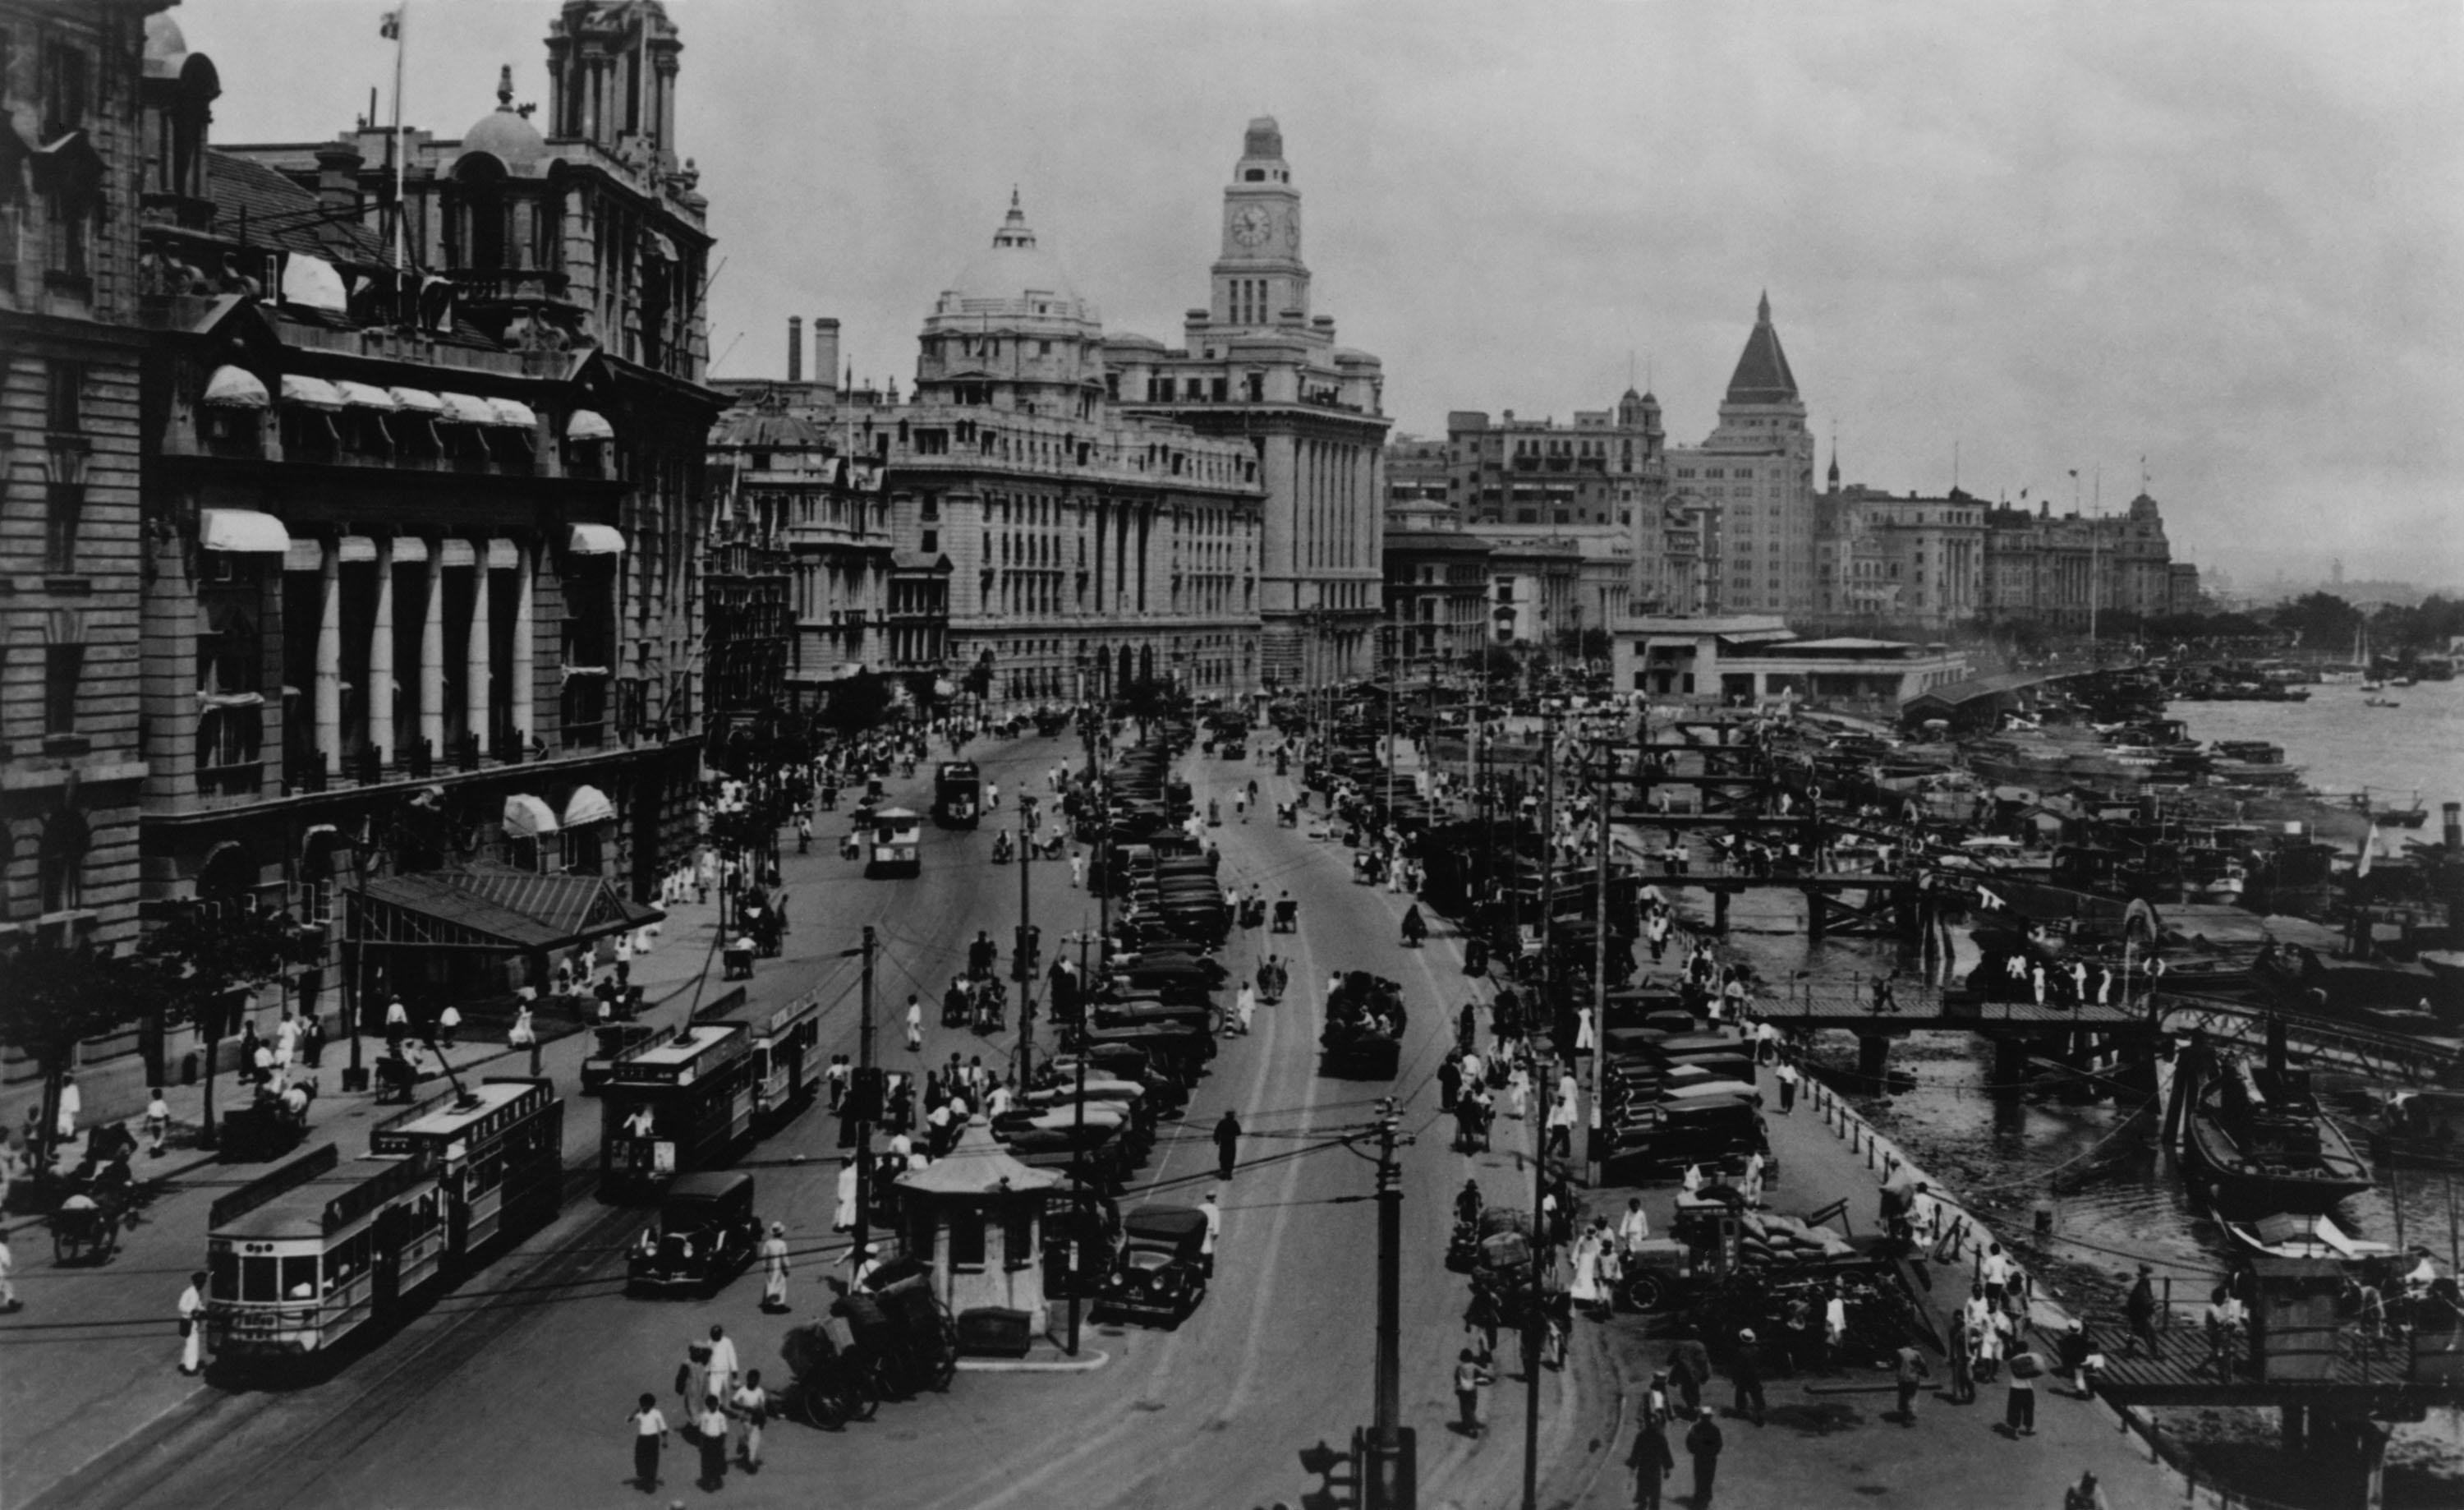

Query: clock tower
left=1211, top=116, right=1309, bottom=329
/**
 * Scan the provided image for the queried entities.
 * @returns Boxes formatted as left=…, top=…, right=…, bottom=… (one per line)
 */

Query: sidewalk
left=0, top=751, right=952, bottom=1508
left=1566, top=1057, right=2177, bottom=1509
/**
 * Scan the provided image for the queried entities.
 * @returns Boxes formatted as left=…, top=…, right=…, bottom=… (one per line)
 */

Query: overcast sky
left=180, top=0, right=2464, bottom=592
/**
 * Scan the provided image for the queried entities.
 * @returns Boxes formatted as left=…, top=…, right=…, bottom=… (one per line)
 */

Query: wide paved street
left=31, top=731, right=1617, bottom=1510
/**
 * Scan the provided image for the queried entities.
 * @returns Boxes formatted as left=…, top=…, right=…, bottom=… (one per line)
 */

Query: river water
left=1643, top=686, right=2464, bottom=1500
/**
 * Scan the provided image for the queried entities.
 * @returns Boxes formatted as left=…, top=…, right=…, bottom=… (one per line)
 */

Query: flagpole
left=389, top=4, right=408, bottom=272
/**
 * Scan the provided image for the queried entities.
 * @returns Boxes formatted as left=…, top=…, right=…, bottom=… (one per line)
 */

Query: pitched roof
left=206, top=150, right=388, bottom=265
left=1724, top=291, right=1800, bottom=406
left=896, top=1118, right=1060, bottom=1196
left=357, top=862, right=659, bottom=951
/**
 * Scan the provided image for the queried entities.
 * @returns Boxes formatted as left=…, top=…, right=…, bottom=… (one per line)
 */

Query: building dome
left=144, top=12, right=189, bottom=69
left=944, top=191, right=1084, bottom=315
left=457, top=67, right=546, bottom=175
left=1244, top=116, right=1283, bottom=161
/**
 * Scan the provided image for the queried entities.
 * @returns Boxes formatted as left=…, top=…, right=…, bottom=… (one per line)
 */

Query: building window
left=37, top=812, right=88, bottom=917
left=43, top=642, right=83, bottom=734
left=919, top=530, right=938, bottom=555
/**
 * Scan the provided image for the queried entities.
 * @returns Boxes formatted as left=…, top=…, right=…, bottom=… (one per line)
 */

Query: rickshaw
left=778, top=1318, right=882, bottom=1429
left=834, top=1268, right=959, bottom=1397
left=48, top=1195, right=121, bottom=1265
left=1453, top=1093, right=1494, bottom=1153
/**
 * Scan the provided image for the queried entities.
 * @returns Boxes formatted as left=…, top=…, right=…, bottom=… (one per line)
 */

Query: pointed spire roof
left=1725, top=290, right=1800, bottom=406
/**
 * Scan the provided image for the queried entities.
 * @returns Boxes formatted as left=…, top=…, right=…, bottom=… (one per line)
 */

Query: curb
left=955, top=1347, right=1110, bottom=1374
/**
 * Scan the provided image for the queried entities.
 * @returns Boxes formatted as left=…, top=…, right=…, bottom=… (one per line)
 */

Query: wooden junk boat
left=2168, top=1021, right=2375, bottom=1216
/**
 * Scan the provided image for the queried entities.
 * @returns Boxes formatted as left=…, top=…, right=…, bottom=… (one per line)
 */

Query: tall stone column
left=511, top=543, right=536, bottom=751
left=314, top=541, right=342, bottom=769
left=370, top=538, right=396, bottom=762
left=421, top=547, right=447, bottom=755
left=467, top=550, right=493, bottom=749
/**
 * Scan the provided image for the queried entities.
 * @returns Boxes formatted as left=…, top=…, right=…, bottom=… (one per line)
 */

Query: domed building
left=853, top=195, right=1266, bottom=708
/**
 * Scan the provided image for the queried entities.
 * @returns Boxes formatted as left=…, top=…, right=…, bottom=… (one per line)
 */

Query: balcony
left=451, top=267, right=575, bottom=310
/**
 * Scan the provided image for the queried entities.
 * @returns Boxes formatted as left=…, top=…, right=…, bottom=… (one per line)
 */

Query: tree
left=1473, top=644, right=1521, bottom=686
left=2269, top=592, right=2361, bottom=652
left=819, top=669, right=893, bottom=734
left=140, top=901, right=308, bottom=1150
left=0, top=941, right=169, bottom=1168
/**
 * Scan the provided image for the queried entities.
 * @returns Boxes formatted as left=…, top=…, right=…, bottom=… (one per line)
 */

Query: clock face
left=1284, top=205, right=1300, bottom=252
left=1231, top=205, right=1273, bottom=248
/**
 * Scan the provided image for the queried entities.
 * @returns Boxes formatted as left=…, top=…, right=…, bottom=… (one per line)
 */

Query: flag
left=379, top=11, right=400, bottom=38
left=2357, top=822, right=2377, bottom=877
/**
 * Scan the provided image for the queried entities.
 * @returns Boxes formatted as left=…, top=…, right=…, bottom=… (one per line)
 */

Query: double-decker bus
left=867, top=806, right=923, bottom=878
left=599, top=1022, right=756, bottom=1201
left=205, top=1144, right=446, bottom=1361
left=742, top=990, right=823, bottom=1130
left=934, top=762, right=982, bottom=829
left=368, top=1078, right=564, bottom=1268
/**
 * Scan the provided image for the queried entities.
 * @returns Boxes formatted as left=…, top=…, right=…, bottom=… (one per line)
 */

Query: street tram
left=866, top=805, right=923, bottom=878
left=368, top=1078, right=564, bottom=1268
left=933, top=762, right=981, bottom=829
left=205, top=1144, right=447, bottom=1361
left=599, top=1021, right=756, bottom=1201
left=742, top=990, right=824, bottom=1130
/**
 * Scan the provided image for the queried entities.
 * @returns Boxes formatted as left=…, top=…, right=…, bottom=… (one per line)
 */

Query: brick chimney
left=788, top=315, right=803, bottom=382
left=314, top=140, right=365, bottom=253
left=813, top=318, right=840, bottom=395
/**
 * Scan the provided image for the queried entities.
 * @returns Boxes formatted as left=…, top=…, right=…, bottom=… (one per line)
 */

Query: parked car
left=627, top=1172, right=761, bottom=1297
left=1095, top=1203, right=1210, bottom=1326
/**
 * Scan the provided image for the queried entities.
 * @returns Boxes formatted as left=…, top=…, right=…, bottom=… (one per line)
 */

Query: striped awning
left=338, top=535, right=378, bottom=564
left=565, top=408, right=614, bottom=441
left=438, top=540, right=476, bottom=567
left=279, top=374, right=344, bottom=411
left=200, top=509, right=289, bottom=554
left=486, top=397, right=539, bottom=429
left=438, top=392, right=494, bottom=426
left=485, top=538, right=520, bottom=569
left=202, top=365, right=269, bottom=409
left=333, top=380, right=399, bottom=412
left=503, top=794, right=559, bottom=837
left=390, top=536, right=430, bottom=564
left=567, top=523, right=627, bottom=556
left=561, top=785, right=615, bottom=827
left=388, top=386, right=446, bottom=414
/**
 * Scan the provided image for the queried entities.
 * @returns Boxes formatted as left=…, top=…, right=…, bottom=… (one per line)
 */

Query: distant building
left=1106, top=118, right=1390, bottom=689
left=1476, top=525, right=1632, bottom=659
left=1813, top=476, right=1988, bottom=628
left=853, top=196, right=1265, bottom=710
left=1610, top=615, right=1968, bottom=711
left=1664, top=295, right=1819, bottom=617
left=1979, top=493, right=2174, bottom=628
left=1381, top=499, right=1492, bottom=674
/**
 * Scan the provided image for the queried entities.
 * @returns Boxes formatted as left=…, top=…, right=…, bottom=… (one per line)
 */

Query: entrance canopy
left=356, top=861, right=660, bottom=953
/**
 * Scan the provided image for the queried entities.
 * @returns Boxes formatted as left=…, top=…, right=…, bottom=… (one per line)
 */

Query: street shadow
left=1765, top=1397, right=1864, bottom=1435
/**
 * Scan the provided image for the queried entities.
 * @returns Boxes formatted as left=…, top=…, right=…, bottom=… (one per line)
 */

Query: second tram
left=933, top=762, right=981, bottom=829
left=866, top=806, right=923, bottom=878
left=599, top=1022, right=757, bottom=1201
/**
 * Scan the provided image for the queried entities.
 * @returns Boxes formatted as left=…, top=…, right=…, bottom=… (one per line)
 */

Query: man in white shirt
left=1198, top=1190, right=1223, bottom=1276
left=177, top=1271, right=207, bottom=1374
left=702, top=1324, right=739, bottom=1404
left=1616, top=1198, right=1650, bottom=1255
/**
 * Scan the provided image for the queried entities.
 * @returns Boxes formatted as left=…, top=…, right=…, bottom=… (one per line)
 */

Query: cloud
left=177, top=0, right=2464, bottom=585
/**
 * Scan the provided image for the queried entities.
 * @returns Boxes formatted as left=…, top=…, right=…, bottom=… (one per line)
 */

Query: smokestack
left=787, top=315, right=803, bottom=383
left=2444, top=802, right=2461, bottom=853
left=813, top=319, right=841, bottom=396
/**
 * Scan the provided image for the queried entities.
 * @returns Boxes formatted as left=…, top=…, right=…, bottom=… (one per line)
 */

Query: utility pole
left=1589, top=739, right=1612, bottom=1183
left=1384, top=617, right=1397, bottom=821
left=1017, top=799, right=1036, bottom=1086
left=1065, top=1050, right=1089, bottom=1355
left=1366, top=1096, right=1414, bottom=1510
left=852, top=925, right=877, bottom=1264
left=1526, top=707, right=1556, bottom=1510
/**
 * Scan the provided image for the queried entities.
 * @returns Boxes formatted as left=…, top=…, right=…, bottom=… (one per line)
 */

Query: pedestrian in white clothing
left=703, top=1324, right=739, bottom=1404
left=177, top=1272, right=206, bottom=1374
left=1235, top=984, right=1257, bottom=1035
left=905, top=996, right=924, bottom=1052
left=834, top=1158, right=858, bottom=1231
left=56, top=1076, right=80, bottom=1144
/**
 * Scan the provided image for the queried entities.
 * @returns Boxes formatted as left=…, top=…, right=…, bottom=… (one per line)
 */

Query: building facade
left=1663, top=294, right=1820, bottom=619
left=866, top=196, right=1263, bottom=710
left=1477, top=525, right=1633, bottom=660
left=1381, top=498, right=1492, bottom=674
left=1106, top=117, right=1388, bottom=689
left=1443, top=389, right=1667, bottom=532
left=1812, top=476, right=1987, bottom=628
left=1978, top=492, right=2176, bottom=628
left=0, top=0, right=160, bottom=957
